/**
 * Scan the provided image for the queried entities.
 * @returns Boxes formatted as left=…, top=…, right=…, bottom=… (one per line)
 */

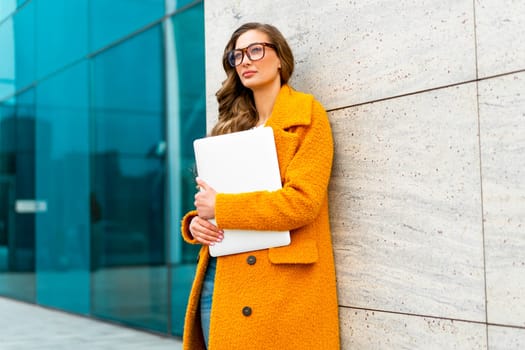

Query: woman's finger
left=191, top=217, right=223, bottom=245
left=196, top=177, right=209, bottom=191
left=198, top=221, right=223, bottom=241
left=199, top=218, right=223, bottom=234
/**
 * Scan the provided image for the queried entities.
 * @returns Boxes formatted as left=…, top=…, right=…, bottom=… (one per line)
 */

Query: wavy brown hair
left=211, top=23, right=294, bottom=136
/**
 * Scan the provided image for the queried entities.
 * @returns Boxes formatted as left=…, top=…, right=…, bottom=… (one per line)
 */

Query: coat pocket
left=268, top=238, right=318, bottom=264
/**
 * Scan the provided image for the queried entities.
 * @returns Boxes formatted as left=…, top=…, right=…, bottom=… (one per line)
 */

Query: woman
left=181, top=22, right=340, bottom=349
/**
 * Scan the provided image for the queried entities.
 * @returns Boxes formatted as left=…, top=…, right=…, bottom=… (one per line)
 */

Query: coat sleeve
left=214, top=100, right=333, bottom=231
left=181, top=210, right=199, bottom=244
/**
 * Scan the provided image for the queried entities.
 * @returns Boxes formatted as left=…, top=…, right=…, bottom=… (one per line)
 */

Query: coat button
left=246, top=255, right=256, bottom=265
left=242, top=306, right=252, bottom=317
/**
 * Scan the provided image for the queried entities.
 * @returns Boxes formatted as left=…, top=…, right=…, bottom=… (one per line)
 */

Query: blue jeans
left=200, top=256, right=216, bottom=348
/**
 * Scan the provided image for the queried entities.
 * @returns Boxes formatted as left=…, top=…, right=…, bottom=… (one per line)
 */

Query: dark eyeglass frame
left=227, top=42, right=277, bottom=67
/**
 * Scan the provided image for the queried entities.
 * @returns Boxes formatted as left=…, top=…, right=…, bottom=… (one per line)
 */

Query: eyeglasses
left=227, top=42, right=277, bottom=67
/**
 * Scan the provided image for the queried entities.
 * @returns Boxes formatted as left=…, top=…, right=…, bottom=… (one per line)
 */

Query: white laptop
left=193, top=127, right=290, bottom=257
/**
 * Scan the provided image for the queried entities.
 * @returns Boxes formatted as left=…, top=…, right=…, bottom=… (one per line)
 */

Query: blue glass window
left=35, top=0, right=88, bottom=79
left=0, top=0, right=205, bottom=338
left=0, top=1, right=34, bottom=99
left=0, top=89, right=36, bottom=302
left=35, top=61, right=90, bottom=313
left=168, top=1, right=206, bottom=336
left=90, top=23, right=168, bottom=332
left=0, top=1, right=16, bottom=23
left=89, top=0, right=164, bottom=52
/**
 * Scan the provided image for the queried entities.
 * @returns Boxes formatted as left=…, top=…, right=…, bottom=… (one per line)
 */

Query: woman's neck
left=253, top=82, right=281, bottom=126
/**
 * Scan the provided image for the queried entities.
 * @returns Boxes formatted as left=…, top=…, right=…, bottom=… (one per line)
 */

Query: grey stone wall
left=204, top=1, right=525, bottom=348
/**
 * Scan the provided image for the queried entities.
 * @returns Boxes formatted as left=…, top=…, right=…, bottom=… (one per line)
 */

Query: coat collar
left=266, top=85, right=313, bottom=130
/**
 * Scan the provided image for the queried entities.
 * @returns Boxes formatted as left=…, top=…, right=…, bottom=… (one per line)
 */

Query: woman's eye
left=250, top=47, right=263, bottom=55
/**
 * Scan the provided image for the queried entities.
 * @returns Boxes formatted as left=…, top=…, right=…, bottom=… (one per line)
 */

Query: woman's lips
left=242, top=70, right=256, bottom=78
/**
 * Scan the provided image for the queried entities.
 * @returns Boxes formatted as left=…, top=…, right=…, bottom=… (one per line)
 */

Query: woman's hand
left=194, top=178, right=217, bottom=220
left=189, top=216, right=224, bottom=246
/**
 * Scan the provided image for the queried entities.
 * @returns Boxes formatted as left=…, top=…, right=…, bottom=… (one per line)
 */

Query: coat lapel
left=266, top=84, right=313, bottom=130
left=266, top=85, right=314, bottom=181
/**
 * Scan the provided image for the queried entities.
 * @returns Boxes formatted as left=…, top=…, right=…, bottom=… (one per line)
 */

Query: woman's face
left=234, top=29, right=281, bottom=91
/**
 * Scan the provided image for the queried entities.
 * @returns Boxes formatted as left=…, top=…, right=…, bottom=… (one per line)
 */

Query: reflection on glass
left=0, top=18, right=15, bottom=100
left=0, top=90, right=36, bottom=302
left=0, top=3, right=35, bottom=100
left=14, top=1, right=34, bottom=90
left=0, top=0, right=206, bottom=338
left=0, top=0, right=16, bottom=24
left=168, top=1, right=206, bottom=336
left=91, top=23, right=168, bottom=332
left=36, top=0, right=87, bottom=80
left=0, top=1, right=34, bottom=100
left=89, top=0, right=164, bottom=52
left=0, top=101, right=14, bottom=278
left=35, top=61, right=90, bottom=313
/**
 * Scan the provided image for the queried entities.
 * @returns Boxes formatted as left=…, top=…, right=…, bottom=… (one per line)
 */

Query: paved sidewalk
left=0, top=297, right=183, bottom=350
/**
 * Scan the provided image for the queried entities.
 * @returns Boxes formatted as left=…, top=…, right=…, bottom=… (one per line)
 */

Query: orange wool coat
left=181, top=85, right=340, bottom=350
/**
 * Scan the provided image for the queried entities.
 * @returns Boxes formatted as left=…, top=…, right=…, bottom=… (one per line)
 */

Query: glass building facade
left=0, top=0, right=205, bottom=337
